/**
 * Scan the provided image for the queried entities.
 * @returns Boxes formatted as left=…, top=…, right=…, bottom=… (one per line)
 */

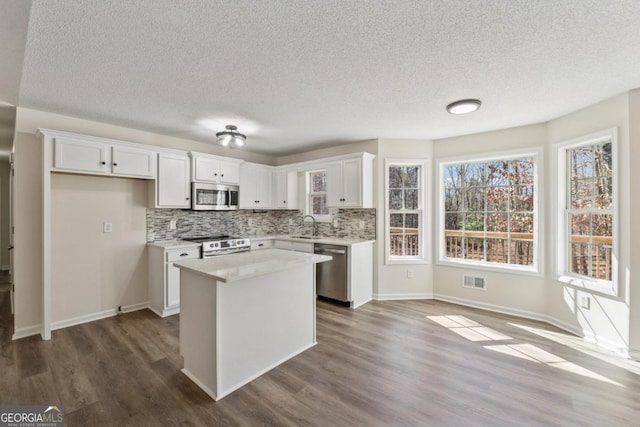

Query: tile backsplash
left=147, top=208, right=376, bottom=242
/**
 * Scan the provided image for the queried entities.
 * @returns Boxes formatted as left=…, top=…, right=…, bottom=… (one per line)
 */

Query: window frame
left=306, top=169, right=331, bottom=222
left=554, top=128, right=618, bottom=295
left=436, top=147, right=543, bottom=275
left=385, top=158, right=430, bottom=265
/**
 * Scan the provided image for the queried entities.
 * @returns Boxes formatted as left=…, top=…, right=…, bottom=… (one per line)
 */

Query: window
left=556, top=129, right=617, bottom=292
left=439, top=151, right=539, bottom=272
left=307, top=170, right=329, bottom=219
left=385, top=160, right=428, bottom=263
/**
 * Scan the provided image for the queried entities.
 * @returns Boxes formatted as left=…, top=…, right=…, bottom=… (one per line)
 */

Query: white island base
left=176, top=250, right=329, bottom=400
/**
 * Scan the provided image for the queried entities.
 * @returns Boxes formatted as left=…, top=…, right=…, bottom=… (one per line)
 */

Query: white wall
left=375, top=139, right=433, bottom=299
left=628, top=89, right=640, bottom=358
left=432, top=124, right=548, bottom=317
left=13, top=131, right=42, bottom=336
left=546, top=93, right=631, bottom=353
left=51, top=173, right=148, bottom=324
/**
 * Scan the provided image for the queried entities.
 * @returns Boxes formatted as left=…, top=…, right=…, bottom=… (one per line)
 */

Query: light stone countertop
left=174, top=249, right=331, bottom=283
left=249, top=234, right=375, bottom=247
left=146, top=240, right=202, bottom=250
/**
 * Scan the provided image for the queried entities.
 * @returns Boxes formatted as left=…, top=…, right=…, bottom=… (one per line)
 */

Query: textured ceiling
left=3, top=0, right=640, bottom=155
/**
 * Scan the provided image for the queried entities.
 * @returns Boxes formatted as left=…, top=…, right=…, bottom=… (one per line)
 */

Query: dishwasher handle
left=316, top=248, right=346, bottom=255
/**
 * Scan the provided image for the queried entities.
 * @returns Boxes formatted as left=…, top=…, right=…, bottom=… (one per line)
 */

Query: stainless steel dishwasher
left=314, top=243, right=349, bottom=303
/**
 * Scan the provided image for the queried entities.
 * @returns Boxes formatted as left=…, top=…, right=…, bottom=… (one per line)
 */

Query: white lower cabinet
left=148, top=245, right=200, bottom=317
left=274, top=240, right=314, bottom=253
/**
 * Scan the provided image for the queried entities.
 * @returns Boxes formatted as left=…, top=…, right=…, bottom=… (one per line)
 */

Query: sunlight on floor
left=427, top=315, right=512, bottom=342
left=427, top=315, right=625, bottom=387
left=510, top=322, right=640, bottom=376
left=484, top=343, right=624, bottom=387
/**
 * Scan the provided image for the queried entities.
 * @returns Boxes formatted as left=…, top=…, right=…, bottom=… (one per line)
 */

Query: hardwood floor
left=1, top=283, right=639, bottom=426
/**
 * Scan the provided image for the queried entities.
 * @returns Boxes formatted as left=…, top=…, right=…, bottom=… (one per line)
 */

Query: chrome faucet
left=302, top=215, right=317, bottom=236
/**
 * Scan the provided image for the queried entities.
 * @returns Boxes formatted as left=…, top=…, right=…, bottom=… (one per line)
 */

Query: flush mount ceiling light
left=216, top=125, right=246, bottom=148
left=446, top=99, right=482, bottom=115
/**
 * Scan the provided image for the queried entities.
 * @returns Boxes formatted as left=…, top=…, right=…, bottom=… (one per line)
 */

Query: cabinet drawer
left=166, top=248, right=200, bottom=262
left=251, top=240, right=274, bottom=250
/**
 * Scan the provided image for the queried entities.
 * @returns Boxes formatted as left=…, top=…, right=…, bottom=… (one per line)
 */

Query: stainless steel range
left=182, top=235, right=251, bottom=258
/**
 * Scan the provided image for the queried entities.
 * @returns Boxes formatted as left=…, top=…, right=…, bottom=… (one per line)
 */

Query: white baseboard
left=374, top=292, right=433, bottom=301
left=12, top=324, right=43, bottom=340
left=433, top=293, right=551, bottom=324
left=52, top=301, right=149, bottom=331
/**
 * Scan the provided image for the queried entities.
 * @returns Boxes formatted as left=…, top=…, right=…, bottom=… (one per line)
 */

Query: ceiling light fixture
left=216, top=125, right=246, bottom=148
left=446, top=99, right=482, bottom=115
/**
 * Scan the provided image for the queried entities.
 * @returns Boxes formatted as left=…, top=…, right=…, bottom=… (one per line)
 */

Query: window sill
left=386, top=257, right=428, bottom=265
left=436, top=258, right=542, bottom=277
left=555, top=274, right=617, bottom=296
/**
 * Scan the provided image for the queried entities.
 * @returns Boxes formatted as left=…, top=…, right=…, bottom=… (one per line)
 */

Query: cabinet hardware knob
left=221, top=174, right=224, bottom=177
left=214, top=173, right=217, bottom=176
left=186, top=197, right=190, bottom=200
left=180, top=253, right=188, bottom=256
left=113, top=163, right=118, bottom=166
left=258, top=243, right=264, bottom=247
left=101, top=161, right=106, bottom=165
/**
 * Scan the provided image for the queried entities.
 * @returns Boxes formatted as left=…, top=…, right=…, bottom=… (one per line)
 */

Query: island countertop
left=174, top=248, right=331, bottom=283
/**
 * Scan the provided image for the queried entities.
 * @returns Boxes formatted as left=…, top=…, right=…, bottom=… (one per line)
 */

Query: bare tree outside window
left=567, top=141, right=613, bottom=280
left=443, top=157, right=536, bottom=266
left=309, top=170, right=329, bottom=216
left=388, top=165, right=421, bottom=258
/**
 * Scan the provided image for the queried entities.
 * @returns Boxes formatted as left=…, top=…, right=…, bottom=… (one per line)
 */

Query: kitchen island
left=174, top=249, right=331, bottom=401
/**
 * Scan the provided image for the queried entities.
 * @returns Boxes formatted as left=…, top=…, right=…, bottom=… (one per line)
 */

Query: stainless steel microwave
left=191, top=182, right=239, bottom=210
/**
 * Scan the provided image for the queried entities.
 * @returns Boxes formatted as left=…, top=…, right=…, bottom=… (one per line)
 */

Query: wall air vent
left=462, top=274, right=486, bottom=290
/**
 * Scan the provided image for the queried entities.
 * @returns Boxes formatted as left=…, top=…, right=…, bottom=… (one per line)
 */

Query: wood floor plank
left=2, top=293, right=640, bottom=426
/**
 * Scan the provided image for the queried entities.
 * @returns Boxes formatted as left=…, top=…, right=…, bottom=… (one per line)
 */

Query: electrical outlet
left=103, top=222, right=113, bottom=233
left=407, top=269, right=414, bottom=279
left=333, top=219, right=338, bottom=228
left=359, top=220, right=365, bottom=229
left=169, top=220, right=177, bottom=230
left=579, top=295, right=591, bottom=310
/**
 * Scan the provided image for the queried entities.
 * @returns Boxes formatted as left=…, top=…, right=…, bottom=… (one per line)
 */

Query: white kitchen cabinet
left=274, top=169, right=298, bottom=209
left=240, top=162, right=273, bottom=209
left=191, top=153, right=242, bottom=184
left=53, top=135, right=156, bottom=178
left=326, top=154, right=374, bottom=208
left=111, top=145, right=156, bottom=178
left=155, top=152, right=191, bottom=208
left=274, top=240, right=314, bottom=253
left=148, top=244, right=200, bottom=317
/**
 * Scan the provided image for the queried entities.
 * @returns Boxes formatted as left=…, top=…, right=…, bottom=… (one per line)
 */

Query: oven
left=182, top=235, right=250, bottom=258
left=191, top=182, right=239, bottom=211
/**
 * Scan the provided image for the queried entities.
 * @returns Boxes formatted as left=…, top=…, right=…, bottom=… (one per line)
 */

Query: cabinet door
left=111, top=145, right=155, bottom=178
left=325, top=161, right=344, bottom=207
left=166, top=263, right=180, bottom=307
left=53, top=136, right=109, bottom=174
left=341, top=158, right=362, bottom=207
left=239, top=165, right=257, bottom=208
left=193, top=156, right=220, bottom=182
left=255, top=167, right=273, bottom=208
left=274, top=170, right=290, bottom=209
left=219, top=160, right=240, bottom=184
left=157, top=153, right=191, bottom=208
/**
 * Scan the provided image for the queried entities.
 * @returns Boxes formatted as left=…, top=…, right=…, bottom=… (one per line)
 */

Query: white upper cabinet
left=156, top=152, right=191, bottom=208
left=111, top=145, right=156, bottom=178
left=54, top=136, right=110, bottom=174
left=53, top=135, right=155, bottom=179
left=191, top=154, right=242, bottom=184
left=274, top=169, right=298, bottom=209
left=326, top=153, right=375, bottom=208
left=240, top=162, right=273, bottom=209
